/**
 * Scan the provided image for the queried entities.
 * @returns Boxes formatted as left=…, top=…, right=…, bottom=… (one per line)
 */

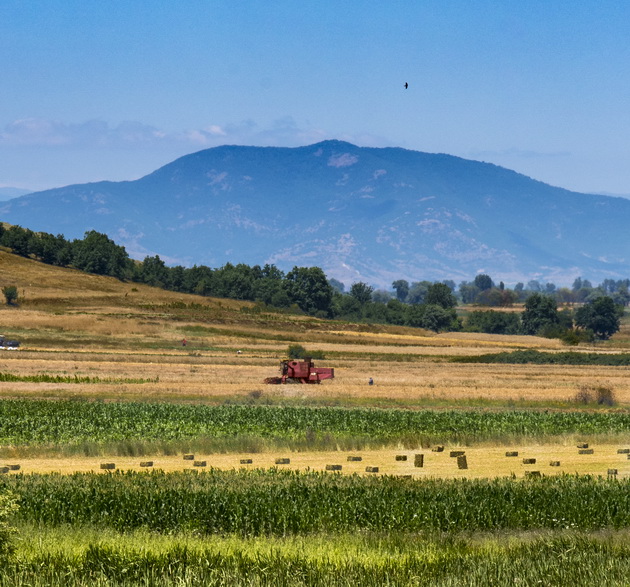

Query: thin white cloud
left=0, top=116, right=389, bottom=150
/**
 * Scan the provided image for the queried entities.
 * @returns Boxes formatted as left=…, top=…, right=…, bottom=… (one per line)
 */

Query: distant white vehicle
left=0, top=335, right=20, bottom=349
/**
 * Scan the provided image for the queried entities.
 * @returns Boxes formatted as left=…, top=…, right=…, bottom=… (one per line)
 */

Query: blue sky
left=2, top=1, right=630, bottom=194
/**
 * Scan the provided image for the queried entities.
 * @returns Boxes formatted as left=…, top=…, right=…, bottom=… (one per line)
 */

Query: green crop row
left=0, top=373, right=158, bottom=384
left=452, top=349, right=630, bottom=365
left=3, top=532, right=630, bottom=586
left=2, top=400, right=630, bottom=448
left=2, top=470, right=630, bottom=535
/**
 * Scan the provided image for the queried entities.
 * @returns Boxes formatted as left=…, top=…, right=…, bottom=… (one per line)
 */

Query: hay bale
left=0, top=467, right=9, bottom=475
left=395, top=455, right=408, bottom=461
left=450, top=450, right=465, bottom=457
left=325, top=464, right=342, bottom=471
left=522, top=458, right=536, bottom=464
left=193, top=461, right=207, bottom=467
left=577, top=442, right=589, bottom=449
left=414, top=454, right=424, bottom=468
left=457, top=455, right=468, bottom=470
left=399, top=474, right=413, bottom=479
left=275, top=458, right=290, bottom=465
left=347, top=455, right=362, bottom=462
left=505, top=451, right=519, bottom=457
left=525, top=471, right=541, bottom=478
left=240, top=458, right=253, bottom=464
left=365, top=466, right=379, bottom=473
left=7, top=464, right=20, bottom=471
left=100, top=463, right=115, bottom=470
left=607, top=468, right=618, bottom=476
left=578, top=448, right=594, bottom=455
left=549, top=461, right=561, bottom=467
left=617, top=448, right=630, bottom=454
left=183, top=454, right=195, bottom=460
left=139, top=461, right=153, bottom=467
left=432, top=445, right=444, bottom=452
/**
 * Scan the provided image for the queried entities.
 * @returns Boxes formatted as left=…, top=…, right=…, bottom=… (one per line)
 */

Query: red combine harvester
left=264, top=358, right=334, bottom=384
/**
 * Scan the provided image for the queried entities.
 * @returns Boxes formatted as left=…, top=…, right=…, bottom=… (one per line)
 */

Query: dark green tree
left=284, top=266, right=333, bottom=316
left=349, top=282, right=374, bottom=305
left=1, top=286, right=18, bottom=305
left=575, top=296, right=621, bottom=340
left=72, top=231, right=130, bottom=278
left=392, top=279, right=409, bottom=302
left=425, top=282, right=457, bottom=309
left=473, top=274, right=493, bottom=291
left=521, top=293, right=559, bottom=335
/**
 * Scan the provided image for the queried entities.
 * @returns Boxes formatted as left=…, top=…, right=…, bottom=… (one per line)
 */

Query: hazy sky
left=2, top=1, right=630, bottom=194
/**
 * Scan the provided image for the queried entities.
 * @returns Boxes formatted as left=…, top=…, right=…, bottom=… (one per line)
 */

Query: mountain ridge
left=1, top=140, right=628, bottom=287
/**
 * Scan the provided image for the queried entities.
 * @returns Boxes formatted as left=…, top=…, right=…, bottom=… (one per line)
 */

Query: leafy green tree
left=521, top=293, right=559, bottom=335
left=329, top=278, right=345, bottom=293
left=139, top=255, right=170, bottom=288
left=284, top=266, right=333, bottom=316
left=371, top=289, right=392, bottom=304
left=72, top=230, right=130, bottom=278
left=349, top=282, right=374, bottom=305
left=1, top=225, right=30, bottom=256
left=1, top=286, right=18, bottom=305
left=425, top=282, right=457, bottom=309
left=465, top=310, right=521, bottom=335
left=458, top=281, right=480, bottom=304
left=575, top=296, right=621, bottom=340
left=392, top=279, right=409, bottom=302
left=386, top=299, right=407, bottom=325
left=473, top=274, right=493, bottom=291
left=406, top=280, right=431, bottom=304
left=421, top=304, right=457, bottom=333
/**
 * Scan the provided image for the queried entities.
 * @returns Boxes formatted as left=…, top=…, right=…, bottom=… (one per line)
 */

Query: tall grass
left=3, top=400, right=630, bottom=454
left=3, top=470, right=630, bottom=535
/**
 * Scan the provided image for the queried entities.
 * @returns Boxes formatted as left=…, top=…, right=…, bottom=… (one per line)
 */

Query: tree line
left=0, top=224, right=624, bottom=340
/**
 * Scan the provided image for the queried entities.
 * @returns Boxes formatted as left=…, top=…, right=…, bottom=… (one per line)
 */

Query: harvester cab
left=264, top=358, right=334, bottom=384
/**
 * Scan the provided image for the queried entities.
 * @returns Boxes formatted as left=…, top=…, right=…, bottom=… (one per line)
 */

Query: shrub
left=1, top=286, right=18, bottom=306
left=287, top=344, right=325, bottom=360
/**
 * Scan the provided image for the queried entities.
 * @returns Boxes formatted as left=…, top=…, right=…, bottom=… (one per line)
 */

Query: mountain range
left=1, top=140, right=628, bottom=288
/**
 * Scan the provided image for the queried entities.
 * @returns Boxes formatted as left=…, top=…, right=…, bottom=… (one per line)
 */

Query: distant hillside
left=2, top=140, right=629, bottom=287
left=0, top=187, right=31, bottom=201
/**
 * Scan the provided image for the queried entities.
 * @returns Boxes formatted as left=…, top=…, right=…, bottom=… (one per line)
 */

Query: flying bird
left=404, top=82, right=408, bottom=89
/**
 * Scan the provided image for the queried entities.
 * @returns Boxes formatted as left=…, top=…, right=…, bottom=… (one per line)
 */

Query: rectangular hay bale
left=578, top=449, right=594, bottom=455
left=577, top=442, right=589, bottom=449
left=275, top=458, right=290, bottom=465
left=617, top=448, right=630, bottom=454
left=347, top=455, right=362, bottom=462
left=100, top=463, right=115, bottom=470
left=608, top=469, right=618, bottom=476
left=7, top=464, right=20, bottom=471
left=522, top=458, right=536, bottom=464
left=240, top=458, right=253, bottom=464
left=432, top=446, right=444, bottom=452
left=395, top=455, right=408, bottom=461
left=457, top=455, right=468, bottom=470
left=505, top=451, right=519, bottom=457
left=139, top=461, right=153, bottom=468
left=193, top=461, right=207, bottom=467
left=183, top=454, right=195, bottom=460
left=325, top=464, right=342, bottom=471
left=414, top=454, right=424, bottom=468
left=365, top=466, right=379, bottom=473
left=450, top=450, right=465, bottom=458
left=549, top=461, right=561, bottom=467
left=0, top=467, right=9, bottom=475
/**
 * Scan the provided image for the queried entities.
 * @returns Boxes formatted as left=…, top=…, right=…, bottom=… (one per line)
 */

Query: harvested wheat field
left=3, top=443, right=629, bottom=480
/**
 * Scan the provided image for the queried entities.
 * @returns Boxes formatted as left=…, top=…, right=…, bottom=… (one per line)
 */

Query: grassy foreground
left=4, top=526, right=630, bottom=586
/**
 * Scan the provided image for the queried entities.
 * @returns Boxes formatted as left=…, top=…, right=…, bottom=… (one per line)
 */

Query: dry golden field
left=4, top=443, right=629, bottom=480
